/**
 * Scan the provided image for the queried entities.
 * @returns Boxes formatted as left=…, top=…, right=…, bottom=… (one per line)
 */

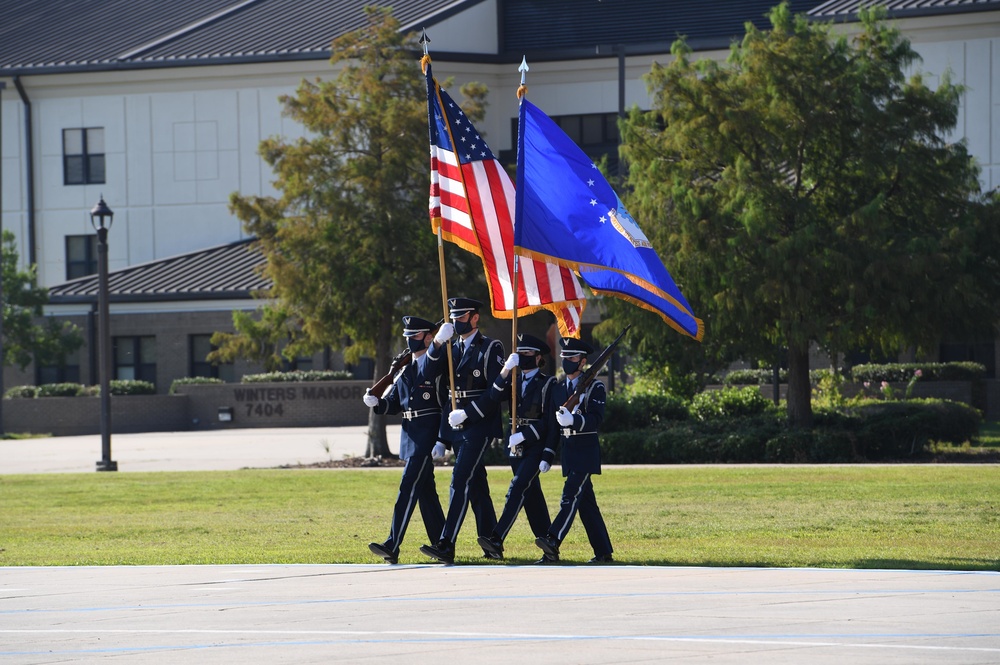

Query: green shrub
left=601, top=416, right=781, bottom=464
left=604, top=392, right=688, bottom=433
left=36, top=383, right=84, bottom=397
left=242, top=370, right=354, bottom=383
left=689, top=386, right=772, bottom=421
left=808, top=428, right=856, bottom=463
left=851, top=362, right=986, bottom=383
left=595, top=400, right=977, bottom=464
left=855, top=399, right=979, bottom=447
left=598, top=429, right=655, bottom=464
left=721, top=368, right=836, bottom=385
left=723, top=368, right=787, bottom=385
left=92, top=380, right=157, bottom=396
left=170, top=377, right=224, bottom=394
left=4, top=385, right=38, bottom=399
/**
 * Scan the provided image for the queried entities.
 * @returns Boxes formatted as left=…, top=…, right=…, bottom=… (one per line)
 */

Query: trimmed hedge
left=242, top=370, right=354, bottom=383
left=689, top=386, right=773, bottom=421
left=83, top=380, right=157, bottom=396
left=723, top=362, right=987, bottom=385
left=723, top=369, right=787, bottom=385
left=170, top=377, right=224, bottom=394
left=4, top=385, right=39, bottom=399
left=597, top=399, right=981, bottom=464
left=851, top=362, right=986, bottom=383
left=603, top=392, right=688, bottom=433
left=36, top=383, right=85, bottom=397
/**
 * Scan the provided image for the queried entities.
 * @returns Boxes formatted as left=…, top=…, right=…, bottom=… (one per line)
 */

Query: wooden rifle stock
left=561, top=324, right=631, bottom=410
left=368, top=319, right=445, bottom=397
left=369, top=349, right=411, bottom=398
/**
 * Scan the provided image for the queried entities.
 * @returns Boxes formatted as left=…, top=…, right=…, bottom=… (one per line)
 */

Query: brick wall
left=4, top=395, right=188, bottom=436
left=174, top=381, right=390, bottom=429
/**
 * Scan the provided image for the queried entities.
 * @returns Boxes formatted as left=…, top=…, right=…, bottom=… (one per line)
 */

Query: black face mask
left=453, top=319, right=473, bottom=335
left=518, top=354, right=539, bottom=370
left=406, top=337, right=426, bottom=353
left=562, top=358, right=582, bottom=375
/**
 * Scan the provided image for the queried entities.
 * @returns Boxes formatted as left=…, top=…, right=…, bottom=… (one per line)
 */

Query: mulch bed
left=278, top=456, right=406, bottom=469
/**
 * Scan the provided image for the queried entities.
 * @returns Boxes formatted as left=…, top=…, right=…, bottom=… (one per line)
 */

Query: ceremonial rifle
left=369, top=319, right=444, bottom=398
left=562, top=324, right=631, bottom=411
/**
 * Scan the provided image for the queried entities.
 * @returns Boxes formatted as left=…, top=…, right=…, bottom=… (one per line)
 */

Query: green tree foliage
left=2, top=230, right=82, bottom=370
left=216, top=8, right=482, bottom=455
left=615, top=3, right=1000, bottom=427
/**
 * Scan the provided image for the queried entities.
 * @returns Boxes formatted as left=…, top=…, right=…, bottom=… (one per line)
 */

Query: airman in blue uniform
left=477, top=333, right=557, bottom=560
left=420, top=297, right=502, bottom=563
left=535, top=337, right=614, bottom=563
left=364, top=316, right=446, bottom=564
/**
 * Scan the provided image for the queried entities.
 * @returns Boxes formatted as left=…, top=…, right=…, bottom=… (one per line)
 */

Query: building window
left=280, top=354, right=314, bottom=372
left=36, top=347, right=82, bottom=385
left=114, top=336, right=156, bottom=385
left=63, top=127, right=105, bottom=185
left=501, top=111, right=622, bottom=172
left=65, top=235, right=98, bottom=279
left=190, top=334, right=234, bottom=382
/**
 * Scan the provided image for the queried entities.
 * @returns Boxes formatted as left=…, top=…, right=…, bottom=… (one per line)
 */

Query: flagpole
left=421, top=34, right=457, bottom=411
left=511, top=56, right=531, bottom=428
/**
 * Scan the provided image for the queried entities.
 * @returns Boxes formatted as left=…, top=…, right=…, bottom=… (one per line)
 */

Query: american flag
left=425, top=62, right=586, bottom=337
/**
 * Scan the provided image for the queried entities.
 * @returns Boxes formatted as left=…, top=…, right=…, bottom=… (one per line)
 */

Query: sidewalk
left=0, top=425, right=400, bottom=474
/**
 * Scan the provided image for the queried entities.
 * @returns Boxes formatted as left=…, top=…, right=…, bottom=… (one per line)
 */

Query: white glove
left=502, top=353, right=520, bottom=374
left=362, top=390, right=379, bottom=408
left=433, top=322, right=455, bottom=345
left=448, top=409, right=468, bottom=428
left=432, top=442, right=447, bottom=459
left=556, top=406, right=574, bottom=427
left=539, top=461, right=551, bottom=473
left=508, top=431, right=525, bottom=451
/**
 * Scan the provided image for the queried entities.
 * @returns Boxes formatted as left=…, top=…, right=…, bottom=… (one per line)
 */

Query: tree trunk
left=786, top=342, right=813, bottom=429
left=365, top=313, right=394, bottom=458
left=366, top=408, right=390, bottom=458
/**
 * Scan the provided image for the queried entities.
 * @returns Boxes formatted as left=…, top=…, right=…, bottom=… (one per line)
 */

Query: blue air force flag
left=514, top=98, right=703, bottom=340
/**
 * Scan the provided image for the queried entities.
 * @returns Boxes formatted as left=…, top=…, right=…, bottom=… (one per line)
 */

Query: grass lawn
left=1, top=465, right=996, bottom=569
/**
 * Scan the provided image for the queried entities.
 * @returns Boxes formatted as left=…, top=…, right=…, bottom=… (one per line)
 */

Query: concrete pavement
left=2, top=427, right=998, bottom=664
left=0, top=425, right=399, bottom=474
left=1, top=564, right=997, bottom=664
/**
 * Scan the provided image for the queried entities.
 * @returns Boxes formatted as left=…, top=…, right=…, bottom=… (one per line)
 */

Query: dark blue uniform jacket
left=373, top=353, right=445, bottom=461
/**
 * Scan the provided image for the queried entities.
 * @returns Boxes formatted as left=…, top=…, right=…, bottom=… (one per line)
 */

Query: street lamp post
left=91, top=196, right=117, bottom=472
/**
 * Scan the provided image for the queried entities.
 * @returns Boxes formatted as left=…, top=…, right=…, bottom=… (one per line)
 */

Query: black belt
left=402, top=408, right=441, bottom=421
left=515, top=417, right=542, bottom=427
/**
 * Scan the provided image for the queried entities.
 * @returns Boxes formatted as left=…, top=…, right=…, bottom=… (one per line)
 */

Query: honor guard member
left=477, top=333, right=557, bottom=559
left=363, top=316, right=446, bottom=564
left=420, top=297, right=502, bottom=563
left=534, top=338, right=614, bottom=564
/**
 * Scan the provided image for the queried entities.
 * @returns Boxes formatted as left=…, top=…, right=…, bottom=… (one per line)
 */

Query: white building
left=1, top=0, right=997, bottom=392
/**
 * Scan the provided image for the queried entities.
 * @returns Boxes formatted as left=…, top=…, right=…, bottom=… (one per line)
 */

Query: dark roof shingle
left=502, top=0, right=831, bottom=55
left=809, top=0, right=1000, bottom=18
left=0, top=0, right=477, bottom=73
left=48, top=238, right=270, bottom=304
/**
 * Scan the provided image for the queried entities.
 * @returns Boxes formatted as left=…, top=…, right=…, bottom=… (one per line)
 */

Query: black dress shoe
left=588, top=553, right=614, bottom=563
left=534, top=535, right=560, bottom=558
left=533, top=552, right=559, bottom=564
left=368, top=541, right=399, bottom=564
left=419, top=541, right=455, bottom=564
left=477, top=535, right=504, bottom=559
